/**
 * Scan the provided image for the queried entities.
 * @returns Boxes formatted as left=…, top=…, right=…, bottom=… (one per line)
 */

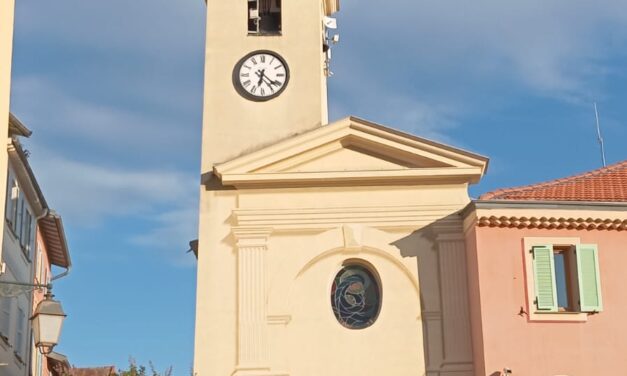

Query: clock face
left=233, top=51, right=289, bottom=101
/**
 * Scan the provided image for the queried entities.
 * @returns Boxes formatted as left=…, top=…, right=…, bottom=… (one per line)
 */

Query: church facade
left=193, top=1, right=486, bottom=375
left=193, top=2, right=627, bottom=376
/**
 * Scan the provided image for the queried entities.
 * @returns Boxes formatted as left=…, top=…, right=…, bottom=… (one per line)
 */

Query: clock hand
left=261, top=75, right=280, bottom=88
left=256, top=69, right=265, bottom=86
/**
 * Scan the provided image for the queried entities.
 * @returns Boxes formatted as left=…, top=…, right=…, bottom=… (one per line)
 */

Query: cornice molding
left=477, top=215, right=627, bottom=231
left=233, top=205, right=465, bottom=232
left=213, top=117, right=488, bottom=189
left=219, top=167, right=483, bottom=188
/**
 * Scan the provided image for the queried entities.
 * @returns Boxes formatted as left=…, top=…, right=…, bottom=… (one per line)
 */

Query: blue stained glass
left=331, top=264, right=380, bottom=329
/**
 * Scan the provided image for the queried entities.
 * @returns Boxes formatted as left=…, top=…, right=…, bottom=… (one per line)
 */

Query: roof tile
left=480, top=160, right=627, bottom=202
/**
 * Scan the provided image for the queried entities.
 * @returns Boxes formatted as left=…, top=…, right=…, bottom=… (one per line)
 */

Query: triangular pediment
left=214, top=117, right=488, bottom=187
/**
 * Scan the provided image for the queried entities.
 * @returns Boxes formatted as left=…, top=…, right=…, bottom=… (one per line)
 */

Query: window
left=532, top=244, right=602, bottom=313
left=15, top=307, right=25, bottom=357
left=331, top=263, right=381, bottom=329
left=0, top=297, right=12, bottom=340
left=21, top=209, right=35, bottom=260
left=6, top=178, right=19, bottom=230
left=16, top=191, right=24, bottom=238
left=36, top=351, right=43, bottom=376
left=248, top=0, right=281, bottom=35
left=5, top=176, right=37, bottom=259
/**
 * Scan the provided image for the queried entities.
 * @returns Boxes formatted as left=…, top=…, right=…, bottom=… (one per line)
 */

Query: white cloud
left=25, top=146, right=200, bottom=265
left=14, top=0, right=206, bottom=60
left=130, top=206, right=199, bottom=267
left=336, top=0, right=627, bottom=100
left=11, top=76, right=200, bottom=164
left=325, top=0, right=627, bottom=148
left=27, top=150, right=197, bottom=226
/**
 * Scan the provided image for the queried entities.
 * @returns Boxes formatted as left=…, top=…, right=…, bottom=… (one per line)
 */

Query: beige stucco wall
left=0, top=0, right=15, bottom=266
left=194, top=183, right=477, bottom=376
left=196, top=2, right=485, bottom=374
left=201, top=0, right=329, bottom=168
left=465, top=206, right=627, bottom=376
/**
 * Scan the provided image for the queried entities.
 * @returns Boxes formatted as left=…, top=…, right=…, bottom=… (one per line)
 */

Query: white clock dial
left=233, top=51, right=289, bottom=101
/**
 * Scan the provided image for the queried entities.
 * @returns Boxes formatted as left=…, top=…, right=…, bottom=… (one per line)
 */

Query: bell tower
left=201, top=0, right=340, bottom=170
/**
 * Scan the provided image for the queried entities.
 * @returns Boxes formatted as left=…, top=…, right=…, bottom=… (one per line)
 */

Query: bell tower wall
left=201, top=1, right=330, bottom=169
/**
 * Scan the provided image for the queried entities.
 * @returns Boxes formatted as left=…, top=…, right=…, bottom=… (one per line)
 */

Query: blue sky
left=8, top=0, right=627, bottom=374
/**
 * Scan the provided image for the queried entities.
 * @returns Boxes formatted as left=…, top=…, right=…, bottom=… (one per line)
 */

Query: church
left=193, top=1, right=627, bottom=376
left=193, top=1, right=484, bottom=375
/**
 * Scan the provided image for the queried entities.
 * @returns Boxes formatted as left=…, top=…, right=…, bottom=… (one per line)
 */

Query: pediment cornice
left=213, top=117, right=488, bottom=188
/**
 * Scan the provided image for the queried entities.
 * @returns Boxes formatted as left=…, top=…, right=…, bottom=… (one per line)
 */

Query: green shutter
left=532, top=245, right=558, bottom=312
left=576, top=244, right=603, bottom=312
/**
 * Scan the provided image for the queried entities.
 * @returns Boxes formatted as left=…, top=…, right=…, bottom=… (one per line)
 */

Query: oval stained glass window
left=331, top=264, right=381, bottom=329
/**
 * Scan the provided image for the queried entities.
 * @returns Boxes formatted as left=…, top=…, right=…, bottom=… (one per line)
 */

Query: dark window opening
left=248, top=0, right=281, bottom=35
left=554, top=246, right=579, bottom=312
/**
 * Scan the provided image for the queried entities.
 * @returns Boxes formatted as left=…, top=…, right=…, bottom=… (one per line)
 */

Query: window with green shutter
left=531, top=243, right=603, bottom=314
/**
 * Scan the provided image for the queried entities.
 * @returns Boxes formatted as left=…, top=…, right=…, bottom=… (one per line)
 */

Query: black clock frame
left=232, top=50, right=290, bottom=102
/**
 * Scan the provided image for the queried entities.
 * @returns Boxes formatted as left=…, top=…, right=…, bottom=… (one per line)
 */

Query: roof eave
left=39, top=211, right=72, bottom=269
left=8, top=139, right=47, bottom=214
left=8, top=113, right=32, bottom=138
left=462, top=199, right=627, bottom=220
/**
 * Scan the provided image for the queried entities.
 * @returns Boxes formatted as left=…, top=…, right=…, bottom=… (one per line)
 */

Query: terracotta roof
left=481, top=160, right=627, bottom=202
left=71, top=366, right=116, bottom=376
left=47, top=352, right=71, bottom=376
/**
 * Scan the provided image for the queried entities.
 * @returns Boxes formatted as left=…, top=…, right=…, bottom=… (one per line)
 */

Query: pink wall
left=32, top=230, right=53, bottom=376
left=466, top=225, right=627, bottom=376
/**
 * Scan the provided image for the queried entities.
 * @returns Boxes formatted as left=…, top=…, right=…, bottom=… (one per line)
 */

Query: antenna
left=593, top=102, right=607, bottom=167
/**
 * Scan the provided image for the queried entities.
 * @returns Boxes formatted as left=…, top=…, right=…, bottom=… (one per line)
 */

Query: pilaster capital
left=432, top=218, right=465, bottom=243
left=436, top=233, right=465, bottom=243
left=233, top=227, right=273, bottom=248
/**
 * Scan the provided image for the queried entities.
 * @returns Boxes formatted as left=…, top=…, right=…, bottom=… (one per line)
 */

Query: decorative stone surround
left=477, top=216, right=627, bottom=231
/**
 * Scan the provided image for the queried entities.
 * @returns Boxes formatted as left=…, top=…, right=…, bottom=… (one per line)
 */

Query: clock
left=233, top=50, right=289, bottom=101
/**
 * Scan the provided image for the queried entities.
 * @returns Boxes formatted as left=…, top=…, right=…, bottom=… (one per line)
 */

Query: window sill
left=19, top=245, right=31, bottom=263
left=247, top=32, right=282, bottom=37
left=14, top=351, right=25, bottom=367
left=0, top=333, right=10, bottom=349
left=530, top=311, right=589, bottom=322
left=5, top=220, right=18, bottom=241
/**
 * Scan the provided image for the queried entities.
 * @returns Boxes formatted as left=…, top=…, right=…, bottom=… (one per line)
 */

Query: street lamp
left=0, top=280, right=67, bottom=354
left=31, top=289, right=66, bottom=354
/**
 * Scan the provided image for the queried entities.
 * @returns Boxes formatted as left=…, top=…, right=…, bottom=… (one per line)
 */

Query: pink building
left=464, top=161, right=627, bottom=375
left=32, top=213, right=71, bottom=376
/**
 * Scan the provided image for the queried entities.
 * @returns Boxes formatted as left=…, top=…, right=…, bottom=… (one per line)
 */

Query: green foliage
left=114, top=359, right=173, bottom=376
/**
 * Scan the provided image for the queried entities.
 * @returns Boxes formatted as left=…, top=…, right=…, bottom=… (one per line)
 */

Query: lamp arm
left=0, top=280, right=51, bottom=289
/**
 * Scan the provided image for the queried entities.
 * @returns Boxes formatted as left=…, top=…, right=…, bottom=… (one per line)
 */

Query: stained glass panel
left=331, top=264, right=380, bottom=329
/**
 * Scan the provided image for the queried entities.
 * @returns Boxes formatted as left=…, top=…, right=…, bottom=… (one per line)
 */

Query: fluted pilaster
left=233, top=228, right=272, bottom=373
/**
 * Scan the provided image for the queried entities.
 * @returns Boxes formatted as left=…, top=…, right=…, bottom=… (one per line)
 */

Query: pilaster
left=434, top=221, right=474, bottom=374
left=232, top=228, right=286, bottom=376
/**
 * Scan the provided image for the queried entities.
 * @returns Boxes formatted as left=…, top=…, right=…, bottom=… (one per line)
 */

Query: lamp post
left=31, top=288, right=66, bottom=354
